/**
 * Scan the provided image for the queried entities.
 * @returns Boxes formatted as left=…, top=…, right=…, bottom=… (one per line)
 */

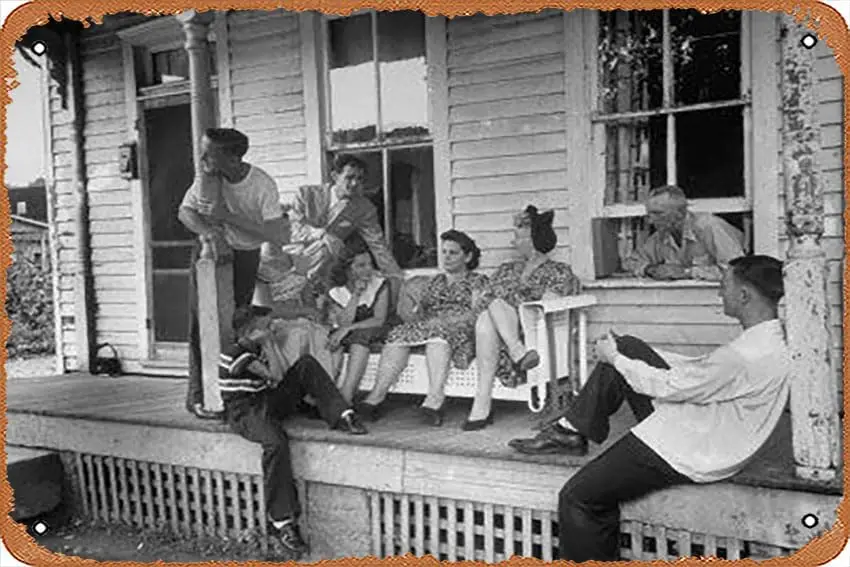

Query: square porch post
left=177, top=9, right=233, bottom=413
left=780, top=13, right=841, bottom=482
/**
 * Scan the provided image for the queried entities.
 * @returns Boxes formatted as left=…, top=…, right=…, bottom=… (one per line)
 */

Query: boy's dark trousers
left=224, top=355, right=350, bottom=522
left=186, top=241, right=261, bottom=412
left=557, top=336, right=693, bottom=562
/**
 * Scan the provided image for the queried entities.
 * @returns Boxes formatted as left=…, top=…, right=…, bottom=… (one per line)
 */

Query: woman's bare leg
left=469, top=311, right=499, bottom=421
left=422, top=341, right=451, bottom=410
left=362, top=345, right=410, bottom=405
left=488, top=298, right=529, bottom=361
left=339, top=344, right=371, bottom=403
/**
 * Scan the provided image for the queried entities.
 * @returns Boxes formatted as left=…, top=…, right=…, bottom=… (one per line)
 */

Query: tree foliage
left=5, top=258, right=55, bottom=358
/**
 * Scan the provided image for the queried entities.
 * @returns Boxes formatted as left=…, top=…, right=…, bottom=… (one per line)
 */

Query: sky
left=5, top=47, right=44, bottom=187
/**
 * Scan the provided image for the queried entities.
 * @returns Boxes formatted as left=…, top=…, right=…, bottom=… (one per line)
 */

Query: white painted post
left=178, top=9, right=230, bottom=412
left=780, top=14, right=840, bottom=481
left=195, top=237, right=233, bottom=413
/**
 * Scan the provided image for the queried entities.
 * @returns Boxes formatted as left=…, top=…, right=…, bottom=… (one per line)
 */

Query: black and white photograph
left=2, top=0, right=847, bottom=564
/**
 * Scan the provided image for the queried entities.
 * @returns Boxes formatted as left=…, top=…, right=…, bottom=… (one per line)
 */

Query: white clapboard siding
left=447, top=12, right=568, bottom=267
left=228, top=9, right=307, bottom=200
left=587, top=288, right=741, bottom=355
left=50, top=33, right=138, bottom=372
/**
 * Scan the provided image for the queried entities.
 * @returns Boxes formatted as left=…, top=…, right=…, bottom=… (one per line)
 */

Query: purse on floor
left=93, top=343, right=123, bottom=377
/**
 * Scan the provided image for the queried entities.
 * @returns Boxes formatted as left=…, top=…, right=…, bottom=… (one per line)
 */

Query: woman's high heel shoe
left=462, top=412, right=494, bottom=431
left=420, top=405, right=444, bottom=427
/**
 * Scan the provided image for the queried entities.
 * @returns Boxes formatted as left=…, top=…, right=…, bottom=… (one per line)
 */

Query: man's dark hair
left=232, top=305, right=255, bottom=337
left=728, top=255, right=784, bottom=305
left=205, top=128, right=249, bottom=158
left=329, top=233, right=376, bottom=287
left=331, top=153, right=368, bottom=174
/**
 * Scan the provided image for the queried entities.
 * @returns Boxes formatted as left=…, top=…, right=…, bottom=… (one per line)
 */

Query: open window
left=593, top=9, right=753, bottom=272
left=323, top=10, right=438, bottom=269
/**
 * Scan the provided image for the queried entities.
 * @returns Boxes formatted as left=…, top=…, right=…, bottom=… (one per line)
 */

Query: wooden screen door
left=143, top=103, right=195, bottom=349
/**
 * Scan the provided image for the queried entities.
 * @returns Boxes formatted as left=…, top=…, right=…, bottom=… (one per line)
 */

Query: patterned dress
left=385, top=271, right=490, bottom=369
left=477, top=259, right=581, bottom=388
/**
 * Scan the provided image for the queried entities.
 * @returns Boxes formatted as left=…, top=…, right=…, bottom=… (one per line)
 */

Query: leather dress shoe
left=354, top=401, right=384, bottom=422
left=335, top=411, right=368, bottom=435
left=508, top=423, right=588, bottom=456
left=189, top=402, right=225, bottom=421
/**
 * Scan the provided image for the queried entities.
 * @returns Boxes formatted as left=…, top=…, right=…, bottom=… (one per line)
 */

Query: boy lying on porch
left=220, top=306, right=368, bottom=555
left=509, top=255, right=790, bottom=562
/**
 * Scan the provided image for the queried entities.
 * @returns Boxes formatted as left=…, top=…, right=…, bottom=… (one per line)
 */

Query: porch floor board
left=5, top=372, right=841, bottom=496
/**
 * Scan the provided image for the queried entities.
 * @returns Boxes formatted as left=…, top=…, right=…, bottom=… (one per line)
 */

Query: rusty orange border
left=0, top=0, right=848, bottom=565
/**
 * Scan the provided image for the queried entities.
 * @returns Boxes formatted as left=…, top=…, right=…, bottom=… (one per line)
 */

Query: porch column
left=780, top=14, right=840, bottom=482
left=178, top=9, right=232, bottom=413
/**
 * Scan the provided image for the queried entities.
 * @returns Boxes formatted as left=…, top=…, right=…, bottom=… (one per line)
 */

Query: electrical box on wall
left=119, top=142, right=138, bottom=180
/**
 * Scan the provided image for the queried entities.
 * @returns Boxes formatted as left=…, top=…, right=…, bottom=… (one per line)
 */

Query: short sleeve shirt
left=180, top=165, right=283, bottom=250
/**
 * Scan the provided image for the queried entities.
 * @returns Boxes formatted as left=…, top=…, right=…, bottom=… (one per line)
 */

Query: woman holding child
left=463, top=205, right=581, bottom=430
left=356, top=230, right=488, bottom=426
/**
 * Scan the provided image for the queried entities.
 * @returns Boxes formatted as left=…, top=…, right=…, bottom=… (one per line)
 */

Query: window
left=324, top=11, right=437, bottom=269
left=16, top=201, right=27, bottom=216
left=134, top=46, right=217, bottom=88
left=594, top=10, right=752, bottom=269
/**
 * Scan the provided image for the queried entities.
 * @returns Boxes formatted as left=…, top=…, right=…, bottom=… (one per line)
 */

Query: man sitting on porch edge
left=178, top=127, right=289, bottom=420
left=509, top=255, right=790, bottom=562
left=622, top=184, right=745, bottom=281
left=222, top=306, right=368, bottom=555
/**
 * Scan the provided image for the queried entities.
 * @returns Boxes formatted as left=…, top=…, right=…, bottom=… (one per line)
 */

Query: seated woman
left=325, top=235, right=392, bottom=403
left=356, top=230, right=489, bottom=426
left=464, top=206, right=581, bottom=431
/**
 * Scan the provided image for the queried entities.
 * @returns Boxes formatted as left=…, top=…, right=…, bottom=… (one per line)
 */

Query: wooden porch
left=6, top=372, right=842, bottom=562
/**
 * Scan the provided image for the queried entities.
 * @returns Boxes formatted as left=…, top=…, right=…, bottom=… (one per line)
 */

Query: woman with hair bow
left=463, top=205, right=581, bottom=431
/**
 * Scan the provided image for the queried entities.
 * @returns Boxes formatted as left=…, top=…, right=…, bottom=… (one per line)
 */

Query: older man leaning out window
left=622, top=185, right=745, bottom=282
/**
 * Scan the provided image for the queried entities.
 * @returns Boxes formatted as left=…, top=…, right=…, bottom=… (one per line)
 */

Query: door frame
left=118, top=15, right=225, bottom=368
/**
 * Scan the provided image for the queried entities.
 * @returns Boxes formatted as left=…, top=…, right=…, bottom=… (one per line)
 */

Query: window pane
left=675, top=107, right=744, bottom=198
left=388, top=147, right=437, bottom=268
left=377, top=11, right=430, bottom=140
left=604, top=117, right=666, bottom=205
left=329, top=15, right=378, bottom=145
left=598, top=10, right=663, bottom=113
left=672, top=10, right=741, bottom=105
left=146, top=47, right=216, bottom=87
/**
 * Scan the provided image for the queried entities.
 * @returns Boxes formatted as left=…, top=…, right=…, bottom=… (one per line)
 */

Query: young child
left=325, top=235, right=392, bottom=403
left=221, top=307, right=367, bottom=555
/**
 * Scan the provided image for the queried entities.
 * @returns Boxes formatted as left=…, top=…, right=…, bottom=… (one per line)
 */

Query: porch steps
left=7, top=445, right=63, bottom=521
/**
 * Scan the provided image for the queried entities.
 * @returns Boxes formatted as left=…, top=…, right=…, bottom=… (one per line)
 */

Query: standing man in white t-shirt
left=178, top=128, right=288, bottom=420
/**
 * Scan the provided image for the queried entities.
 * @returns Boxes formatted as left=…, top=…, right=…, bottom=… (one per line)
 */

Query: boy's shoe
left=270, top=521, right=309, bottom=555
left=336, top=411, right=368, bottom=435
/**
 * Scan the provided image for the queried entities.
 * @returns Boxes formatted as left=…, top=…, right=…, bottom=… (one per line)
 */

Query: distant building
left=7, top=178, right=48, bottom=223
left=10, top=214, right=49, bottom=269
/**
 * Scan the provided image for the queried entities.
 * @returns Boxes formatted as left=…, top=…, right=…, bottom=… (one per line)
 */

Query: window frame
left=573, top=10, right=782, bottom=282
left=313, top=10, right=449, bottom=273
left=592, top=9, right=753, bottom=221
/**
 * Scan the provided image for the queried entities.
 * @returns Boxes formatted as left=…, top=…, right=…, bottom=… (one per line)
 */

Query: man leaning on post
left=178, top=127, right=289, bottom=420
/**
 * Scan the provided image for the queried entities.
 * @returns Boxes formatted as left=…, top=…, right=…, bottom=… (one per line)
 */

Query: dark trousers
left=558, top=336, right=693, bottom=562
left=225, top=355, right=350, bottom=521
left=186, top=243, right=261, bottom=411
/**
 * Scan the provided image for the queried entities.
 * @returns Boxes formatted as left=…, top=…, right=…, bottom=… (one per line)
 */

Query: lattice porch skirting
left=59, top=451, right=797, bottom=562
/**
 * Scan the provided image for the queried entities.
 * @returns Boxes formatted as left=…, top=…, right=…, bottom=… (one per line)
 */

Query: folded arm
left=289, top=187, right=327, bottom=243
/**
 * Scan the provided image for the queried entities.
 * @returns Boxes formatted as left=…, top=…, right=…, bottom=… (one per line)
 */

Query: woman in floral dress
left=463, top=206, right=581, bottom=430
left=357, top=230, right=489, bottom=426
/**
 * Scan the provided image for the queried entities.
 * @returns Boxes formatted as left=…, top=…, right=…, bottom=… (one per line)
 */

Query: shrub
left=5, top=257, right=55, bottom=358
